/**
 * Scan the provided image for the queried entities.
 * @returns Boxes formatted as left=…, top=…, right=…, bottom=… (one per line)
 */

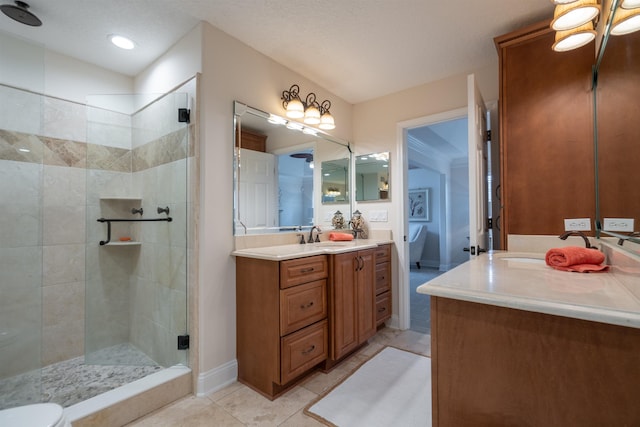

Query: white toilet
left=0, top=403, right=71, bottom=427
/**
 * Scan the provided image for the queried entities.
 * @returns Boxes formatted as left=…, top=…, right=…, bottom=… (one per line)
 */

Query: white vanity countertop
left=417, top=251, right=640, bottom=329
left=231, top=239, right=393, bottom=261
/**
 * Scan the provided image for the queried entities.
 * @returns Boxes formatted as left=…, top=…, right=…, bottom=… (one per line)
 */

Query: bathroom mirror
left=593, top=6, right=640, bottom=251
left=355, top=152, right=390, bottom=201
left=233, top=101, right=351, bottom=235
left=321, top=158, right=349, bottom=204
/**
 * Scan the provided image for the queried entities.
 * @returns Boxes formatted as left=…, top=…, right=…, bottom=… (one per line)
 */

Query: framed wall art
left=408, top=188, right=430, bottom=221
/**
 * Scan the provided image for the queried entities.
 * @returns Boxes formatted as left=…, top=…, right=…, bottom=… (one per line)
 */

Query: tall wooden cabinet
left=494, top=21, right=595, bottom=246
left=329, top=248, right=377, bottom=361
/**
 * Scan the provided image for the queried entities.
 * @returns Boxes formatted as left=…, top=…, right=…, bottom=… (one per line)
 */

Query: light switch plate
left=369, top=209, right=388, bottom=222
left=564, top=218, right=591, bottom=231
left=603, top=218, right=634, bottom=232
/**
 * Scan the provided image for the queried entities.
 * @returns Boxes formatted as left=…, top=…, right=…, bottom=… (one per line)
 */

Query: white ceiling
left=0, top=0, right=554, bottom=104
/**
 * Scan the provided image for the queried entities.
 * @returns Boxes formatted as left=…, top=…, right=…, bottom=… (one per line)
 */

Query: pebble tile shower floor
left=0, top=344, right=162, bottom=410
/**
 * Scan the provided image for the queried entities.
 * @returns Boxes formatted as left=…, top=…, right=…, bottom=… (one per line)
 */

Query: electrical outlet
left=564, top=218, right=591, bottom=231
left=603, top=218, right=634, bottom=232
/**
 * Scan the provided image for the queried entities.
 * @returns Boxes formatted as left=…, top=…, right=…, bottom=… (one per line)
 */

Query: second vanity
left=418, top=248, right=640, bottom=426
left=232, top=238, right=392, bottom=399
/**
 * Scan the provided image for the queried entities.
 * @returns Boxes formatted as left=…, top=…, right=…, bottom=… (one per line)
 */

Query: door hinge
left=485, top=130, right=492, bottom=141
left=177, top=334, right=190, bottom=350
left=178, top=108, right=190, bottom=124
left=487, top=218, right=493, bottom=229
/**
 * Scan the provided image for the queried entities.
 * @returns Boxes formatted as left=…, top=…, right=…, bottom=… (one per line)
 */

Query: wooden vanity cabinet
left=374, top=244, right=392, bottom=326
left=329, top=248, right=377, bottom=362
left=431, top=297, right=640, bottom=426
left=236, top=255, right=328, bottom=399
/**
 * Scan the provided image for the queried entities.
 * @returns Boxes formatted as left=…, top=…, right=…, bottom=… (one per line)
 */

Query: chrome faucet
left=558, top=231, right=598, bottom=249
left=308, top=225, right=321, bottom=243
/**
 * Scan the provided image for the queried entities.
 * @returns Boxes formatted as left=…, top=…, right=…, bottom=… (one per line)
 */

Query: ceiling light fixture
left=281, top=84, right=335, bottom=130
left=109, top=34, right=135, bottom=50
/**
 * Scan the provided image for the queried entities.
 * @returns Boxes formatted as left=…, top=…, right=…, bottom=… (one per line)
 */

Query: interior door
left=238, top=148, right=278, bottom=229
left=467, top=74, right=489, bottom=256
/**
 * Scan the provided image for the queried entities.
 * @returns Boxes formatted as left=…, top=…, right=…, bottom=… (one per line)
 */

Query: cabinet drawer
left=280, top=320, right=328, bottom=384
left=375, top=262, right=390, bottom=295
left=280, top=279, right=327, bottom=335
left=375, top=244, right=391, bottom=263
left=376, top=292, right=391, bottom=325
left=280, top=255, right=328, bottom=289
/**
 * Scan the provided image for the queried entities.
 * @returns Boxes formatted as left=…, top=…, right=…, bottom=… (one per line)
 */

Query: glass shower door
left=0, top=85, right=44, bottom=409
left=85, top=91, right=189, bottom=369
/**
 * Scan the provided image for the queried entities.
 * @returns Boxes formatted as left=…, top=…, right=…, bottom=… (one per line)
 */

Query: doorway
left=405, top=113, right=470, bottom=333
left=397, top=76, right=499, bottom=334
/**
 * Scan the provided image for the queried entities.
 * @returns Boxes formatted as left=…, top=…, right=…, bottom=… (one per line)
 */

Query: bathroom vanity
left=418, top=250, right=640, bottom=426
left=233, top=240, right=393, bottom=399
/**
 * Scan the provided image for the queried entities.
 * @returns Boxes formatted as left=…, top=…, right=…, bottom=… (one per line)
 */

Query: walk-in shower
left=0, top=77, right=194, bottom=414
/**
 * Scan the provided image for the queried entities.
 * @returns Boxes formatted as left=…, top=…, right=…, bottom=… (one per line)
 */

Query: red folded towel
left=545, top=246, right=608, bottom=273
left=329, top=232, right=354, bottom=241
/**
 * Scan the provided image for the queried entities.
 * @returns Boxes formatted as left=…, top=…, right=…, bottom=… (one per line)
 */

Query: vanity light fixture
left=611, top=3, right=640, bottom=34
left=553, top=21, right=597, bottom=51
left=267, top=114, right=287, bottom=125
left=551, top=0, right=600, bottom=31
left=281, top=84, right=336, bottom=130
left=109, top=34, right=135, bottom=50
left=551, top=0, right=640, bottom=51
left=326, top=187, right=341, bottom=197
left=622, top=0, right=640, bottom=7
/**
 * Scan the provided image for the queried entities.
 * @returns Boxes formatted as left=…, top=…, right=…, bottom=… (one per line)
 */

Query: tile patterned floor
left=126, top=328, right=430, bottom=427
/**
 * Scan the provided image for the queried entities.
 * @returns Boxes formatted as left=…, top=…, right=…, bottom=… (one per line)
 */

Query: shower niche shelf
left=102, top=240, right=142, bottom=246
left=97, top=197, right=172, bottom=245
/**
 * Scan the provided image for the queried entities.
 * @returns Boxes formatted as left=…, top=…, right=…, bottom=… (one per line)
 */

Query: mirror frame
left=233, top=101, right=352, bottom=235
left=354, top=151, right=390, bottom=202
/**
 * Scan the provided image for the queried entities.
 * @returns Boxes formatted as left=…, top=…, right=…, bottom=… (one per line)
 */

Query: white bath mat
left=306, top=346, right=431, bottom=427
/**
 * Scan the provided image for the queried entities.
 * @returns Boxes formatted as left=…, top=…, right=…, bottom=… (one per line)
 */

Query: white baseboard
left=196, top=359, right=238, bottom=397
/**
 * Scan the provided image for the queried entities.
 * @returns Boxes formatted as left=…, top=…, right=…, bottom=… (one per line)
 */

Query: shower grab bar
left=97, top=217, right=173, bottom=245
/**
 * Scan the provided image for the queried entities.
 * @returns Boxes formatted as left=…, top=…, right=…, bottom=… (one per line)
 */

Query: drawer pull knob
left=378, top=307, right=386, bottom=313
left=302, top=345, right=316, bottom=355
left=301, top=301, right=314, bottom=309
left=300, top=267, right=314, bottom=273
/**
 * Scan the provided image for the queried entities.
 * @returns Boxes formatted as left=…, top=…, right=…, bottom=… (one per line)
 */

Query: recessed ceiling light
left=109, top=34, right=135, bottom=50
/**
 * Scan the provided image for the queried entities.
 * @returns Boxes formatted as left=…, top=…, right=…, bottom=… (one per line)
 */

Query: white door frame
left=395, top=107, right=468, bottom=331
